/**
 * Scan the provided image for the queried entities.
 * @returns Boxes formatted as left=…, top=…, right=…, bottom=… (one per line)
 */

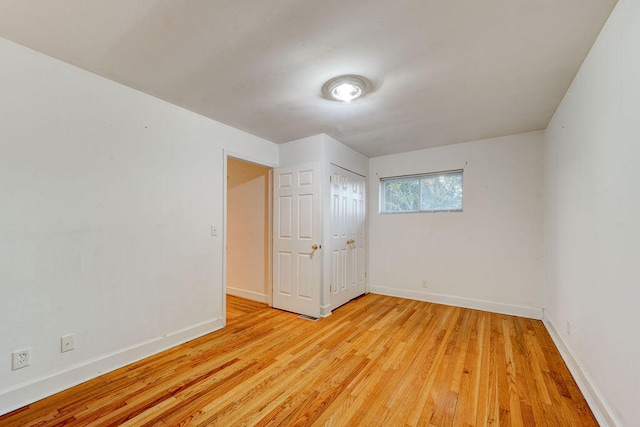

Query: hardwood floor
left=0, top=294, right=597, bottom=426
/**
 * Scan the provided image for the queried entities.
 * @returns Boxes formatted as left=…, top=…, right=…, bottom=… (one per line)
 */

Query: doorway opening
left=225, top=157, right=272, bottom=317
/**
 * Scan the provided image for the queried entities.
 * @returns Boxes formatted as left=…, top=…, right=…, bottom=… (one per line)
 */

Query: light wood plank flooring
left=0, top=294, right=597, bottom=426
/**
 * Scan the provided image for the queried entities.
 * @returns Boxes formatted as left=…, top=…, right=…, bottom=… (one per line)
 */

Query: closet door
left=330, top=164, right=366, bottom=310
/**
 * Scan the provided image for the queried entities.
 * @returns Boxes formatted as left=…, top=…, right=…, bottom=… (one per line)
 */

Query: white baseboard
left=369, top=286, right=543, bottom=319
left=320, top=303, right=332, bottom=318
left=0, top=317, right=224, bottom=416
left=542, top=312, right=620, bottom=427
left=226, top=286, right=269, bottom=304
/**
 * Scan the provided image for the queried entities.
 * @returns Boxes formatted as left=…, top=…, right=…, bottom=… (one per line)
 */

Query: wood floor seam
left=0, top=294, right=598, bottom=426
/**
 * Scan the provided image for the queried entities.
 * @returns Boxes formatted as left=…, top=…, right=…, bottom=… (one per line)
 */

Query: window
left=380, top=170, right=463, bottom=213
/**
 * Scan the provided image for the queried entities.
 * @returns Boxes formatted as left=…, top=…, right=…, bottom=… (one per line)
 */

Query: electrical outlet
left=12, top=348, right=31, bottom=370
left=211, top=226, right=218, bottom=237
left=421, top=280, right=429, bottom=288
left=566, top=321, right=571, bottom=335
left=61, top=334, right=75, bottom=353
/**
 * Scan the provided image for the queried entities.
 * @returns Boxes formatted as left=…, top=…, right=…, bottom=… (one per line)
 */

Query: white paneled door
left=330, top=164, right=366, bottom=310
left=272, top=163, right=321, bottom=317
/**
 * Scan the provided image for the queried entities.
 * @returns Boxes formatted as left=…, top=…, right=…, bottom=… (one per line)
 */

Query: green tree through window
left=382, top=177, right=419, bottom=212
left=381, top=170, right=463, bottom=213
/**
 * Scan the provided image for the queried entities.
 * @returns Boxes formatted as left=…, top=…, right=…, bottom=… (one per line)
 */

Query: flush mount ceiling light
left=322, top=75, right=372, bottom=102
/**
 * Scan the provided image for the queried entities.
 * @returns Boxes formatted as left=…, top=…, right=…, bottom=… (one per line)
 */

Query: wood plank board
left=0, top=294, right=598, bottom=426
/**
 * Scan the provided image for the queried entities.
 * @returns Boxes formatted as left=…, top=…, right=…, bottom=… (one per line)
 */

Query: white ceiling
left=0, top=0, right=617, bottom=157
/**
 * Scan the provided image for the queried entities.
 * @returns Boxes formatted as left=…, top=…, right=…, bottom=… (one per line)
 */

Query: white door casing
left=272, top=163, right=321, bottom=317
left=330, top=165, right=366, bottom=310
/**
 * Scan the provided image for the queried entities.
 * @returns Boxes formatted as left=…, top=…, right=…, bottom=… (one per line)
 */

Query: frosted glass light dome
left=323, top=75, right=371, bottom=102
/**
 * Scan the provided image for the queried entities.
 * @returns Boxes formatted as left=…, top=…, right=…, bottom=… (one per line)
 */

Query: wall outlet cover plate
left=12, top=348, right=31, bottom=370
left=61, top=334, right=75, bottom=352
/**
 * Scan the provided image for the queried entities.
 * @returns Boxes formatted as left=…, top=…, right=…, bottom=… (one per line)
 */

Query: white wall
left=278, top=134, right=325, bottom=167
left=278, top=134, right=368, bottom=177
left=369, top=131, right=544, bottom=318
left=0, top=37, right=278, bottom=415
left=543, top=0, right=639, bottom=425
left=227, top=158, right=270, bottom=303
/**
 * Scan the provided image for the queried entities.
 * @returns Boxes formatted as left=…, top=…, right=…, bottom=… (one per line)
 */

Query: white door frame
left=222, top=150, right=276, bottom=322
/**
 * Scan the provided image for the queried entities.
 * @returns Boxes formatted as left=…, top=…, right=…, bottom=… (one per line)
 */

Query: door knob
left=311, top=244, right=320, bottom=251
left=347, top=239, right=355, bottom=245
